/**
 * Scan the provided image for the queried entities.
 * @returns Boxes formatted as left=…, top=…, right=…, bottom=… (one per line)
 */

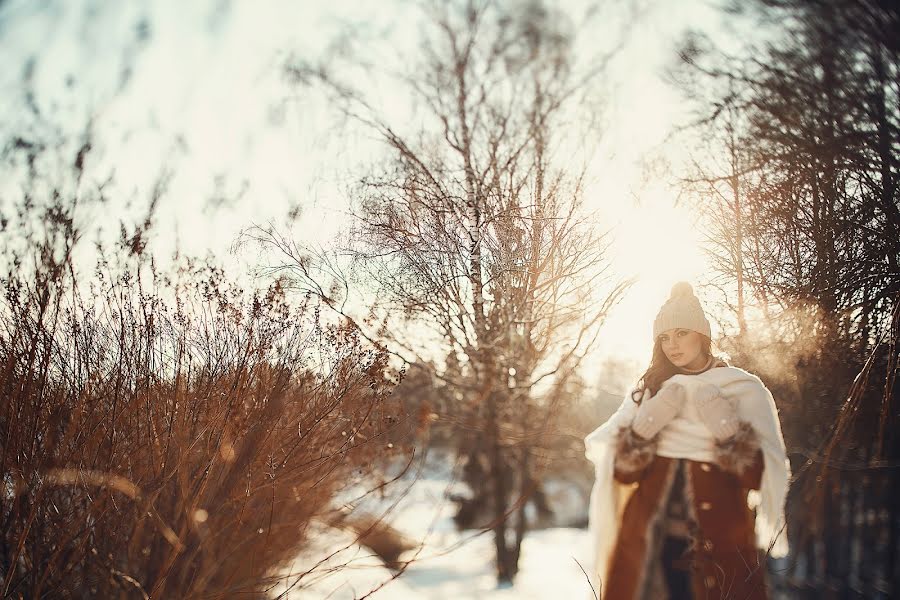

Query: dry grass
left=0, top=191, right=411, bottom=598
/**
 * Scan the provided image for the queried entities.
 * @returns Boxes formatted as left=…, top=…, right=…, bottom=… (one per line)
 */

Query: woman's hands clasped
left=630, top=379, right=742, bottom=442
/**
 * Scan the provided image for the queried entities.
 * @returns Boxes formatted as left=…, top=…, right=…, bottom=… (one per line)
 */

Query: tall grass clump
left=0, top=150, right=411, bottom=598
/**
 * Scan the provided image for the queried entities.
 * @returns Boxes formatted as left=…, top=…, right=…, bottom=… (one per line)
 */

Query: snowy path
left=273, top=449, right=596, bottom=599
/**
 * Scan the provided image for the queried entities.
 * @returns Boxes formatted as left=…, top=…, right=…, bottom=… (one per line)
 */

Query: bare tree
left=246, top=0, right=632, bottom=585
left=670, top=0, right=900, bottom=594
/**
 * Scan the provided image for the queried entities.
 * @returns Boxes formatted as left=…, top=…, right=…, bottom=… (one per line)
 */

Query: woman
left=583, top=282, right=790, bottom=600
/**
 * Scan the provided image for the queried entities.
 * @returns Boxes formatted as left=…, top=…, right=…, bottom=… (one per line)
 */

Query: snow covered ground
left=272, top=448, right=596, bottom=599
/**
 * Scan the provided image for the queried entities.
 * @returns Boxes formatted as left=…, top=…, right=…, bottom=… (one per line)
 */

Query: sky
left=0, top=0, right=739, bottom=385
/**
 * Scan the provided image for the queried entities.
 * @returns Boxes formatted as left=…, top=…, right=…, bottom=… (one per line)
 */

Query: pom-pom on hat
left=653, top=281, right=711, bottom=340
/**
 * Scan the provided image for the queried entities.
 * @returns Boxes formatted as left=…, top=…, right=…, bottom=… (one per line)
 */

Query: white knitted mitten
left=631, top=381, right=686, bottom=439
left=693, top=381, right=740, bottom=440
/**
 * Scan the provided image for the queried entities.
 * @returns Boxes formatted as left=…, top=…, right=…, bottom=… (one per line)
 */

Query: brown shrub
left=0, top=193, right=412, bottom=598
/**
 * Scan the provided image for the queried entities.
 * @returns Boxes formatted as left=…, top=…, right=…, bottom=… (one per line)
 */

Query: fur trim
left=712, top=421, right=761, bottom=477
left=636, top=457, right=679, bottom=600
left=680, top=460, right=702, bottom=549
left=613, top=425, right=658, bottom=474
left=646, top=459, right=704, bottom=600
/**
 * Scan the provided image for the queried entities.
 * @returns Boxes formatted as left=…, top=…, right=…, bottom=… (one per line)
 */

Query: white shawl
left=583, top=366, right=790, bottom=598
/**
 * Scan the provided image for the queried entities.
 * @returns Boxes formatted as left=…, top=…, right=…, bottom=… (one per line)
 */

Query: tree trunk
left=485, top=386, right=513, bottom=585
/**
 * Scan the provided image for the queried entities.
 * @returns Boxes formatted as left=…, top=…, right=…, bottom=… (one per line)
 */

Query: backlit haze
left=1, top=0, right=730, bottom=390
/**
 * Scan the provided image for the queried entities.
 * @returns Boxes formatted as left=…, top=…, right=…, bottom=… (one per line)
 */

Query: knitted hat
left=653, top=281, right=711, bottom=340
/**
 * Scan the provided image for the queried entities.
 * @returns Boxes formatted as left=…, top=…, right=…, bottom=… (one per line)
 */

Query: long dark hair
left=630, top=334, right=729, bottom=403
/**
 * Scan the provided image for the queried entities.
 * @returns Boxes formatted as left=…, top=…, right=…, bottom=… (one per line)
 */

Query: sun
left=592, top=184, right=711, bottom=361
left=611, top=185, right=706, bottom=284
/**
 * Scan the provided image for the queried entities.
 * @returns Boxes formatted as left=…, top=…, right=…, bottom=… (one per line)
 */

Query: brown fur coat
left=603, top=422, right=768, bottom=599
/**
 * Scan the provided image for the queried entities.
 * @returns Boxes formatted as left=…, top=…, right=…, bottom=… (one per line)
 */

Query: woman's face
left=657, top=328, right=707, bottom=369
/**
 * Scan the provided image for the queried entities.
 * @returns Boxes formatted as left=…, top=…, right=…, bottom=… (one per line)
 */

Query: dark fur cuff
left=614, top=425, right=658, bottom=474
left=712, top=421, right=761, bottom=476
